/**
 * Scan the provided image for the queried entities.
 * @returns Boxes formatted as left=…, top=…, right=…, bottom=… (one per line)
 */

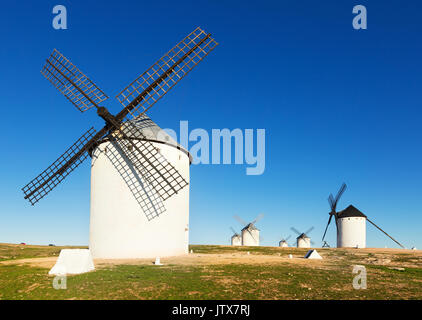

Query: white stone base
left=49, top=249, right=95, bottom=275
left=304, top=249, right=322, bottom=260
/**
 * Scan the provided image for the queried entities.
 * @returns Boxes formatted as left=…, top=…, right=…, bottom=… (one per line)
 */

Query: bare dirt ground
left=0, top=257, right=58, bottom=269
left=0, top=253, right=324, bottom=269
left=1, top=244, right=421, bottom=299
left=2, top=246, right=420, bottom=270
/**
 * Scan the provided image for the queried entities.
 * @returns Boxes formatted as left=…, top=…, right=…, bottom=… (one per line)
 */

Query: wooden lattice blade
left=334, top=183, right=347, bottom=205
left=114, top=118, right=189, bottom=203
left=22, top=127, right=103, bottom=205
left=103, top=135, right=167, bottom=221
left=115, top=27, right=218, bottom=121
left=234, top=215, right=248, bottom=227
left=322, top=215, right=333, bottom=241
left=41, top=49, right=108, bottom=112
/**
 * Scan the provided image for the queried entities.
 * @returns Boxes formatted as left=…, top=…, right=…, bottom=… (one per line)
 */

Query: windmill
left=230, top=227, right=242, bottom=246
left=322, top=183, right=405, bottom=249
left=291, top=227, right=314, bottom=248
left=234, top=214, right=264, bottom=246
left=279, top=235, right=291, bottom=247
left=21, top=27, right=218, bottom=259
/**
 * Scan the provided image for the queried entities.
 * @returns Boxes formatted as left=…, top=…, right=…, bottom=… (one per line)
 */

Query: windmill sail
left=252, top=213, right=264, bottom=225
left=322, top=214, right=333, bottom=241
left=322, top=183, right=347, bottom=242
left=22, top=27, right=218, bottom=222
left=104, top=135, right=166, bottom=220
left=333, top=183, right=347, bottom=207
left=234, top=215, right=248, bottom=227
left=290, top=227, right=301, bottom=236
left=305, top=226, right=314, bottom=235
left=115, top=120, right=188, bottom=201
left=116, top=27, right=218, bottom=120
left=22, top=127, right=98, bottom=205
left=42, top=49, right=109, bottom=112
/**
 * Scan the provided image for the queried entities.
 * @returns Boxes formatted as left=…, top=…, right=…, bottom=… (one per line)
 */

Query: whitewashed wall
left=337, top=217, right=366, bottom=248
left=231, top=235, right=242, bottom=246
left=279, top=241, right=288, bottom=247
left=89, top=139, right=190, bottom=259
left=242, top=229, right=259, bottom=246
left=297, top=237, right=311, bottom=248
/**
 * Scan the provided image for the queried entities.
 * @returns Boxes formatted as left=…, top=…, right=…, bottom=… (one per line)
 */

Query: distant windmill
left=279, top=235, right=291, bottom=247
left=291, top=227, right=314, bottom=248
left=230, top=227, right=242, bottom=246
left=322, top=183, right=405, bottom=249
left=234, top=214, right=264, bottom=246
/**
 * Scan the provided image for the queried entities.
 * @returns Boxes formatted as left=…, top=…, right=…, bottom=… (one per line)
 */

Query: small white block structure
left=412, top=247, right=417, bottom=250
left=89, top=117, right=191, bottom=259
left=304, top=249, right=322, bottom=260
left=153, top=257, right=163, bottom=265
left=336, top=205, right=366, bottom=248
left=288, top=254, right=293, bottom=259
left=49, top=249, right=95, bottom=275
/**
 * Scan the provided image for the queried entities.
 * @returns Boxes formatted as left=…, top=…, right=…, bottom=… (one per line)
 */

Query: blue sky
left=0, top=1, right=421, bottom=248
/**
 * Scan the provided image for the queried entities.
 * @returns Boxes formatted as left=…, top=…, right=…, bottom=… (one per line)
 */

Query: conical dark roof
left=97, top=114, right=192, bottom=162
left=122, top=115, right=180, bottom=148
left=337, top=205, right=367, bottom=218
left=296, top=233, right=309, bottom=240
left=241, top=223, right=259, bottom=232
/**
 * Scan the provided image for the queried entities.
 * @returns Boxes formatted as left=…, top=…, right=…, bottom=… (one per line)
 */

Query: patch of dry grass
left=0, top=244, right=421, bottom=300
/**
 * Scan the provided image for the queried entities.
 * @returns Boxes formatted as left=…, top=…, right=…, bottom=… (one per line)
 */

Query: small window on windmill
left=104, top=147, right=108, bottom=154
left=178, top=155, right=181, bottom=160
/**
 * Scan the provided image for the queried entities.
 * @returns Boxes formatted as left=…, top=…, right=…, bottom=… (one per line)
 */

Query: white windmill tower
left=291, top=227, right=314, bottom=248
left=321, top=183, right=364, bottom=248
left=90, top=116, right=193, bottom=258
left=322, top=183, right=405, bottom=249
left=279, top=235, right=291, bottom=247
left=335, top=205, right=367, bottom=248
left=234, top=214, right=264, bottom=246
left=21, top=28, right=218, bottom=259
left=230, top=227, right=242, bottom=246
